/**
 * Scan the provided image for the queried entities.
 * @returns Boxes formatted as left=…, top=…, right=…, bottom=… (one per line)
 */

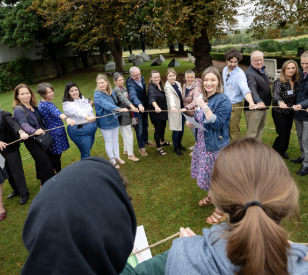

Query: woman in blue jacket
left=94, top=74, right=128, bottom=169
left=187, top=66, right=232, bottom=225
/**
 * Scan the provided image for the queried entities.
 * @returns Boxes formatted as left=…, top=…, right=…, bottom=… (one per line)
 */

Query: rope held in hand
left=129, top=231, right=308, bottom=257
left=4, top=105, right=307, bottom=148
left=130, top=232, right=180, bottom=256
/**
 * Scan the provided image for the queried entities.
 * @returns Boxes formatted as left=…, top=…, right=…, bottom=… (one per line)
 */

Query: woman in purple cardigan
left=13, top=84, right=54, bottom=186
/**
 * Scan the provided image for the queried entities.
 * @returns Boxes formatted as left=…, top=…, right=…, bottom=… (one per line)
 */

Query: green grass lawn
left=1, top=57, right=308, bottom=274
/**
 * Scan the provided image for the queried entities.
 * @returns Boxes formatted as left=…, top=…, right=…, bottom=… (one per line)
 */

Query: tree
left=241, top=36, right=252, bottom=44
left=244, top=0, right=308, bottom=39
left=153, top=0, right=241, bottom=72
left=34, top=1, right=153, bottom=73
left=0, top=0, right=69, bottom=77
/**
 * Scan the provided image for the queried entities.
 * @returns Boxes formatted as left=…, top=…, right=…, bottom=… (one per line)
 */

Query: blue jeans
left=172, top=115, right=185, bottom=147
left=67, top=122, right=97, bottom=159
left=134, top=112, right=149, bottom=148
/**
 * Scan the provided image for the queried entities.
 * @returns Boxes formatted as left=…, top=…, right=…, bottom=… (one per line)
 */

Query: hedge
left=210, top=53, right=301, bottom=69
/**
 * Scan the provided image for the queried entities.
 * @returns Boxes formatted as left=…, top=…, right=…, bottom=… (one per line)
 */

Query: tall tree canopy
left=34, top=0, right=154, bottom=72
left=244, top=0, right=308, bottom=39
left=0, top=0, right=71, bottom=77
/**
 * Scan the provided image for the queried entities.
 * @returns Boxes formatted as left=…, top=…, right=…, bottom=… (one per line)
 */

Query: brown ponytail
left=210, top=138, right=299, bottom=275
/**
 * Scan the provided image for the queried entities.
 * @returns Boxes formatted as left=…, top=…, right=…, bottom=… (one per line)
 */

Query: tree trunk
left=178, top=43, right=184, bottom=54
left=140, top=32, right=145, bottom=52
left=100, top=51, right=107, bottom=64
left=124, top=36, right=133, bottom=54
left=51, top=56, right=63, bottom=78
left=108, top=40, right=124, bottom=73
left=79, top=51, right=89, bottom=69
left=169, top=44, right=175, bottom=54
left=192, top=29, right=213, bottom=72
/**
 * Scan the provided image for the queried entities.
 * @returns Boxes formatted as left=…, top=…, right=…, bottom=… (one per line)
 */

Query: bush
left=0, top=56, right=34, bottom=93
left=0, top=65, right=10, bottom=93
left=267, top=42, right=278, bottom=52
left=281, top=47, right=287, bottom=56
left=241, top=36, right=252, bottom=44
left=6, top=56, right=34, bottom=87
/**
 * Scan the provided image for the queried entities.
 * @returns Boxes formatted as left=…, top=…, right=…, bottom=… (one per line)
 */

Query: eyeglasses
left=226, top=73, right=230, bottom=82
left=131, top=73, right=141, bottom=78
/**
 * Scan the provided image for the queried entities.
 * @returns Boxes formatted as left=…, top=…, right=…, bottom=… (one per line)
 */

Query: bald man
left=244, top=51, right=272, bottom=140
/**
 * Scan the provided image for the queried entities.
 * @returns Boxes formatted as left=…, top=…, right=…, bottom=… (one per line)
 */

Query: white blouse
left=62, top=96, right=95, bottom=123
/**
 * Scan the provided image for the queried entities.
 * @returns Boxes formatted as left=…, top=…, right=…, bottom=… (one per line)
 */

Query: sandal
left=161, top=141, right=171, bottom=146
left=189, top=146, right=194, bottom=150
left=206, top=210, right=227, bottom=225
left=157, top=148, right=167, bottom=155
left=198, top=195, right=213, bottom=206
left=110, top=160, right=120, bottom=169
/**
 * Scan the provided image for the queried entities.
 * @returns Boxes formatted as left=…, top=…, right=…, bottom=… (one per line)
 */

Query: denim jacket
left=94, top=90, right=121, bottom=130
left=194, top=93, right=232, bottom=151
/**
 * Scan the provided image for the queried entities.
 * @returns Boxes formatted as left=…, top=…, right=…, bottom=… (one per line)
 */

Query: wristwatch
left=64, top=116, right=68, bottom=121
left=278, top=100, right=283, bottom=105
left=203, top=107, right=210, bottom=112
left=19, top=130, right=25, bottom=134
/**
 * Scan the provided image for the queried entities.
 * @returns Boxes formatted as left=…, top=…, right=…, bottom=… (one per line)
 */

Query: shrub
left=6, top=56, right=34, bottom=87
left=267, top=42, right=278, bottom=52
left=0, top=65, right=10, bottom=93
left=281, top=47, right=287, bottom=56
left=241, top=36, right=252, bottom=44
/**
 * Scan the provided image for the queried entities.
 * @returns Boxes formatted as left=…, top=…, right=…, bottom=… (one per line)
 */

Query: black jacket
left=0, top=111, right=22, bottom=153
left=244, top=65, right=272, bottom=110
left=294, top=69, right=308, bottom=121
left=147, top=82, right=168, bottom=121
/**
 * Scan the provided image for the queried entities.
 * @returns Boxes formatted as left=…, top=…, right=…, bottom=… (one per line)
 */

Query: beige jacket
left=164, top=81, right=183, bottom=131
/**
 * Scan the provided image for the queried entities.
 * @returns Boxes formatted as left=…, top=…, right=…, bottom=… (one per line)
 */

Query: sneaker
left=128, top=155, right=140, bottom=162
left=145, top=141, right=156, bottom=147
left=139, top=148, right=148, bottom=156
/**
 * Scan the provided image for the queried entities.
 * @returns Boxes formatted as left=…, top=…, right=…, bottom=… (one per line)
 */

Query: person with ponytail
left=166, top=138, right=308, bottom=275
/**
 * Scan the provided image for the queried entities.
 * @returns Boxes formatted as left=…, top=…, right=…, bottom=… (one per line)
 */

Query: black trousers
left=46, top=150, right=62, bottom=173
left=24, top=139, right=55, bottom=185
left=152, top=119, right=167, bottom=148
left=272, top=109, right=294, bottom=154
left=2, top=149, right=28, bottom=195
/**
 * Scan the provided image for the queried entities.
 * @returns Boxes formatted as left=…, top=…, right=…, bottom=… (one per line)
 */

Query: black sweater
left=244, top=65, right=272, bottom=110
left=0, top=111, right=22, bottom=153
left=147, top=82, right=168, bottom=121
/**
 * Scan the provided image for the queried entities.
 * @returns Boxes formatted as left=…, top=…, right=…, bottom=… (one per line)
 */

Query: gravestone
left=128, top=54, right=136, bottom=63
left=138, top=52, right=150, bottom=62
left=148, top=55, right=153, bottom=59
left=168, top=59, right=180, bottom=67
left=151, top=57, right=163, bottom=66
left=159, top=55, right=165, bottom=62
left=104, top=62, right=116, bottom=71
left=133, top=58, right=143, bottom=66
left=106, top=53, right=113, bottom=61
left=122, top=58, right=125, bottom=66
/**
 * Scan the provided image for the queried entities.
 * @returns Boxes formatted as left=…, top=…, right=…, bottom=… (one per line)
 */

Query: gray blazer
left=114, top=86, right=133, bottom=126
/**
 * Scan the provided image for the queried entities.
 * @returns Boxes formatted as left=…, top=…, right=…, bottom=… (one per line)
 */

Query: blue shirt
left=223, top=66, right=251, bottom=104
left=166, top=223, right=308, bottom=275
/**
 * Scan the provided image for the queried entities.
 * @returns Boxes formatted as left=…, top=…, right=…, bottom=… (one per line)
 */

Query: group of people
left=19, top=139, right=308, bottom=275
left=1, top=49, right=308, bottom=274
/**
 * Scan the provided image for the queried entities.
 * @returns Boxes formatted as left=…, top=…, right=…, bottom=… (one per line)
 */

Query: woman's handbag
left=34, top=131, right=54, bottom=151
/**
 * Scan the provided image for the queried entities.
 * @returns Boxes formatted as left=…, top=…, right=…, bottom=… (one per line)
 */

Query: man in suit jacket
left=244, top=51, right=272, bottom=140
left=126, top=66, right=155, bottom=156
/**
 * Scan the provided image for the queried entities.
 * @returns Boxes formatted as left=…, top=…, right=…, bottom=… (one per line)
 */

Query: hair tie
left=244, top=201, right=263, bottom=211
